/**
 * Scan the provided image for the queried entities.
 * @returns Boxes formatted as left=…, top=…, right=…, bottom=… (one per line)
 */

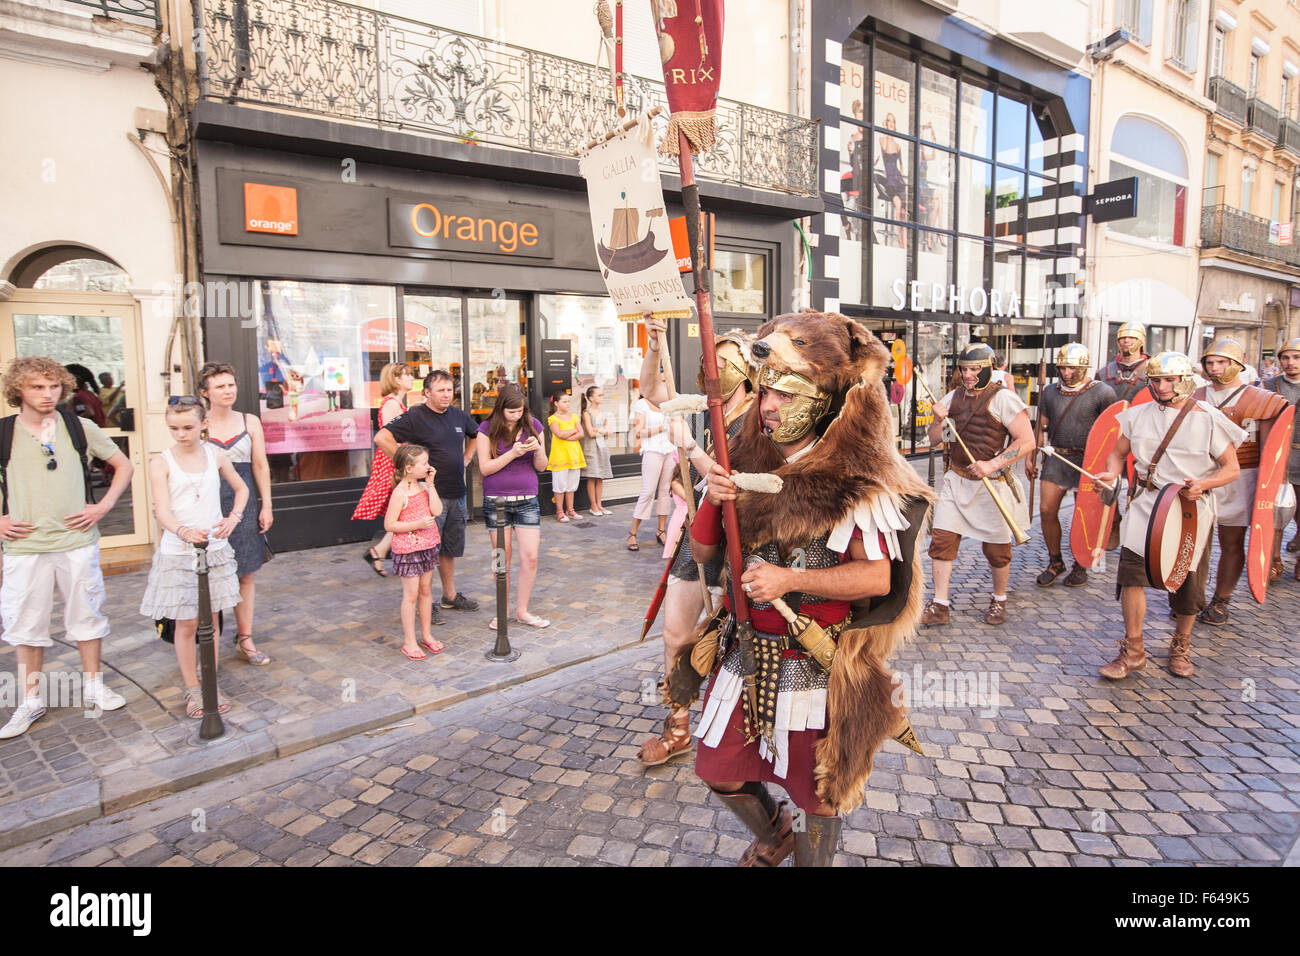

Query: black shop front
left=193, top=110, right=811, bottom=551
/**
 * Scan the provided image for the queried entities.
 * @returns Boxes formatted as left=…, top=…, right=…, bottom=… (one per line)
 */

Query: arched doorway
left=1, top=246, right=150, bottom=547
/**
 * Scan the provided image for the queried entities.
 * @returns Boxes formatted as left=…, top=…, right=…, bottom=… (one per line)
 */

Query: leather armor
left=1193, top=384, right=1290, bottom=469
left=947, top=384, right=1010, bottom=472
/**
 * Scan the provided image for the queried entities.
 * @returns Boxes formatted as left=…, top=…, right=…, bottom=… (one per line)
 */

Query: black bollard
left=486, top=524, right=519, bottom=663
left=194, top=541, right=225, bottom=740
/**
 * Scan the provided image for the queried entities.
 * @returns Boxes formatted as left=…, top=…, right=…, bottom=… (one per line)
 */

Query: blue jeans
left=482, top=495, right=541, bottom=530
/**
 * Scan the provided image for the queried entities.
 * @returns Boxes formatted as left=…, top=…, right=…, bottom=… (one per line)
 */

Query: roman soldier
left=921, top=343, right=1035, bottom=626
left=684, top=310, right=932, bottom=866
left=1094, top=352, right=1245, bottom=679
left=636, top=318, right=757, bottom=767
left=1192, top=338, right=1290, bottom=625
left=1100, top=319, right=1151, bottom=403
left=1264, top=336, right=1300, bottom=579
left=1027, top=343, right=1117, bottom=588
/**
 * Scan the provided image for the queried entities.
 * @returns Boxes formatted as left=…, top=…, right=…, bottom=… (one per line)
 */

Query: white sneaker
left=83, top=682, right=126, bottom=712
left=0, top=700, right=47, bottom=739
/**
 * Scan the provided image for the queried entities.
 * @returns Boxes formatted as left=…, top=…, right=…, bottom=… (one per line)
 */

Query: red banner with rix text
left=653, top=0, right=724, bottom=155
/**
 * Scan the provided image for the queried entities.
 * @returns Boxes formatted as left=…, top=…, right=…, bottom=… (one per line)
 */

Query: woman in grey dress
left=580, top=385, right=614, bottom=515
left=200, top=362, right=273, bottom=665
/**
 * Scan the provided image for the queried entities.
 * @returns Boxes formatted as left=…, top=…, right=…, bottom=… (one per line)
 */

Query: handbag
left=155, top=610, right=224, bottom=645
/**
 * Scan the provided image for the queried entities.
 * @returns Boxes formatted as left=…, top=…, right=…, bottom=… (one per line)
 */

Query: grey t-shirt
left=1039, top=380, right=1118, bottom=456
left=3, top=414, right=120, bottom=555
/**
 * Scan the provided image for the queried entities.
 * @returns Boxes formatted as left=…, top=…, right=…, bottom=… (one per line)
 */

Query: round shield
left=1145, top=483, right=1199, bottom=593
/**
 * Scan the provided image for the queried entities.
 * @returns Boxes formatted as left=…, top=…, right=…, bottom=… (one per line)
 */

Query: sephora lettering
left=890, top=278, right=1021, bottom=319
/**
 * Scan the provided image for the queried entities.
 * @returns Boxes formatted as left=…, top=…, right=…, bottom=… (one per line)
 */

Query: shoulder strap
left=59, top=410, right=96, bottom=505
left=1144, top=400, right=1197, bottom=492
left=0, top=415, right=14, bottom=514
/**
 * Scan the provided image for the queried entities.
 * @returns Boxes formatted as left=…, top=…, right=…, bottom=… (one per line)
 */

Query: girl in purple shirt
left=475, top=384, right=550, bottom=629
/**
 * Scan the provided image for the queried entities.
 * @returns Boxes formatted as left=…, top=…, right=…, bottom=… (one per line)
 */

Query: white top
left=633, top=398, right=673, bottom=455
left=159, top=446, right=229, bottom=556
left=1115, top=400, right=1245, bottom=559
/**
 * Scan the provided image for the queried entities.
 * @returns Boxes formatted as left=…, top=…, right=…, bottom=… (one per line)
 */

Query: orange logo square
left=244, top=182, right=298, bottom=235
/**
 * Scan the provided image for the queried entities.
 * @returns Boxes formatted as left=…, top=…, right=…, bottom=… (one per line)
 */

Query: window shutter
left=1183, top=1, right=1200, bottom=72
left=1139, top=0, right=1154, bottom=46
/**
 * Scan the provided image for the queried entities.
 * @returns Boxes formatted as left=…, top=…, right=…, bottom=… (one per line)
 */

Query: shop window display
left=538, top=294, right=636, bottom=455
left=255, top=280, right=397, bottom=484
left=712, top=250, right=766, bottom=314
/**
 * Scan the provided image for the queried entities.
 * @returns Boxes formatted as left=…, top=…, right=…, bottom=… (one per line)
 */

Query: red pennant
left=653, top=0, right=724, bottom=155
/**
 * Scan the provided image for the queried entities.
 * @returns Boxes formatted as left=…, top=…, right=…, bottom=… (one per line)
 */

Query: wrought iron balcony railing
left=1279, top=117, right=1300, bottom=156
left=194, top=0, right=818, bottom=197
left=1201, top=203, right=1300, bottom=269
left=56, top=0, right=159, bottom=25
left=1246, top=97, right=1280, bottom=143
left=1208, top=76, right=1248, bottom=126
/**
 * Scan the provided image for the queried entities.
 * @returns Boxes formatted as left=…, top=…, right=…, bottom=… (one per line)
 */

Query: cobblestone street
left=3, top=513, right=1298, bottom=867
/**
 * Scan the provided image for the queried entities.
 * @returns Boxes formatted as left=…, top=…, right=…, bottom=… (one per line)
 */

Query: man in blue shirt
left=376, top=370, right=480, bottom=615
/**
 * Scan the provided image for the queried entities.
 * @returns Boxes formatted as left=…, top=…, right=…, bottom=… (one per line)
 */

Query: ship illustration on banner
left=597, top=192, right=668, bottom=276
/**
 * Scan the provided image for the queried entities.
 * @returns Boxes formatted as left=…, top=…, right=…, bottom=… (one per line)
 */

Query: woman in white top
left=628, top=393, right=674, bottom=551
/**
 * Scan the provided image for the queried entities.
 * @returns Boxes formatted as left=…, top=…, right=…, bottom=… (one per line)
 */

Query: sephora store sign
left=889, top=278, right=1023, bottom=318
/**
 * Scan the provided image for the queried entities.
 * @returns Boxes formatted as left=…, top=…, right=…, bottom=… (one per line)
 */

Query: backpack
left=0, top=410, right=97, bottom=515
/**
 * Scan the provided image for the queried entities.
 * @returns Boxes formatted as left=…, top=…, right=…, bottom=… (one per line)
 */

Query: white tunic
left=1116, top=401, right=1245, bottom=563
left=932, top=387, right=1031, bottom=544
left=1200, top=384, right=1263, bottom=528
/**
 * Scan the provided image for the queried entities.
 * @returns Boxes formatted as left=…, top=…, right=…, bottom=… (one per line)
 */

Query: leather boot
left=711, top=783, right=795, bottom=867
left=983, top=598, right=1006, bottom=626
left=1099, top=635, right=1146, bottom=679
left=794, top=813, right=843, bottom=867
left=920, top=600, right=950, bottom=626
left=1168, top=631, right=1194, bottom=678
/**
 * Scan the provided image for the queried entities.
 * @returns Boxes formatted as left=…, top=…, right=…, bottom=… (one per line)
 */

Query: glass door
left=0, top=292, right=149, bottom=547
left=402, top=295, right=465, bottom=409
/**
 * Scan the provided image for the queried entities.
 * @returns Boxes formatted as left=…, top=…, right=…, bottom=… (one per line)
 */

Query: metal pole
left=486, top=523, right=519, bottom=662
left=194, top=542, right=225, bottom=740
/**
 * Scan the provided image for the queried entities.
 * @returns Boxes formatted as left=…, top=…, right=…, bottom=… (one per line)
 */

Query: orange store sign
left=243, top=183, right=299, bottom=235
left=388, top=197, right=554, bottom=259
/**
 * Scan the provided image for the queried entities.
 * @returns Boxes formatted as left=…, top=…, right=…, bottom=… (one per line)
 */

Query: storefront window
left=403, top=295, right=465, bottom=407
left=995, top=167, right=1025, bottom=242
left=872, top=226, right=913, bottom=306
left=537, top=294, right=636, bottom=455
left=919, top=145, right=953, bottom=233
left=920, top=67, right=956, bottom=147
left=959, top=158, right=991, bottom=236
left=466, top=297, right=526, bottom=419
left=871, top=127, right=912, bottom=223
left=960, top=81, right=994, bottom=158
left=996, top=95, right=1028, bottom=167
left=255, top=280, right=396, bottom=484
left=874, top=43, right=914, bottom=135
left=712, top=250, right=766, bottom=314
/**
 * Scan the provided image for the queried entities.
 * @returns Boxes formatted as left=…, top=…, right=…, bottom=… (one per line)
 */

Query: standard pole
left=194, top=542, right=224, bottom=741
left=486, top=523, right=519, bottom=662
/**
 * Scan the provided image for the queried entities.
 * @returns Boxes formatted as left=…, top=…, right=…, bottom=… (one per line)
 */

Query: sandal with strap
left=185, top=686, right=232, bottom=719
left=655, top=530, right=667, bottom=546
left=235, top=634, right=271, bottom=666
left=626, top=531, right=640, bottom=551
left=637, top=713, right=693, bottom=766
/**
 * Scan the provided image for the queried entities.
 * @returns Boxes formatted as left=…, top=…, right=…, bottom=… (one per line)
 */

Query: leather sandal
left=1035, top=559, right=1067, bottom=587
left=637, top=712, right=693, bottom=766
left=711, top=783, right=795, bottom=867
left=1062, top=563, right=1089, bottom=587
left=235, top=634, right=270, bottom=666
left=626, top=531, right=639, bottom=551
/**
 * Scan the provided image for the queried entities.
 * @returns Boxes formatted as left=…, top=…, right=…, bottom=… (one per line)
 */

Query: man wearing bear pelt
left=687, top=310, right=932, bottom=867
left=921, top=343, right=1035, bottom=627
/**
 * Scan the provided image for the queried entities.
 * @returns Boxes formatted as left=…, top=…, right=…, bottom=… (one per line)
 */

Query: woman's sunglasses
left=168, top=395, right=205, bottom=408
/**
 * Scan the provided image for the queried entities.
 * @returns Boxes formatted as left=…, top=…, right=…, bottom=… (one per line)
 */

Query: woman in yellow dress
left=547, top=392, right=586, bottom=522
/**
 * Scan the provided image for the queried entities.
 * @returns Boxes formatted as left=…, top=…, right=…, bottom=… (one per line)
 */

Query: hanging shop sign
left=1085, top=176, right=1139, bottom=223
left=388, top=198, right=554, bottom=258
left=244, top=182, right=299, bottom=235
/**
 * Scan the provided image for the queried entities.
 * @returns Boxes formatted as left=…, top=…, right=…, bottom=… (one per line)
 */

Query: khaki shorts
left=1115, top=546, right=1211, bottom=617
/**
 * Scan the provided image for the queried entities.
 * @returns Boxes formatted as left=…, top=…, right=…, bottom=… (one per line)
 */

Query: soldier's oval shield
left=1071, top=399, right=1127, bottom=568
left=1248, top=403, right=1296, bottom=603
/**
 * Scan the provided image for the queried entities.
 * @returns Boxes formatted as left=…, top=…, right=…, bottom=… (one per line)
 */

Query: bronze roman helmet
left=755, top=365, right=832, bottom=443
left=1146, top=351, right=1197, bottom=404
left=700, top=328, right=757, bottom=402
left=1115, top=320, right=1146, bottom=357
left=957, top=342, right=997, bottom=391
left=1200, top=337, right=1247, bottom=385
left=1278, top=336, right=1300, bottom=359
left=1055, top=342, right=1090, bottom=387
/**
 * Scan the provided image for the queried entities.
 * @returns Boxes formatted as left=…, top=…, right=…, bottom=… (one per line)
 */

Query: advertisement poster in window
left=256, top=281, right=386, bottom=460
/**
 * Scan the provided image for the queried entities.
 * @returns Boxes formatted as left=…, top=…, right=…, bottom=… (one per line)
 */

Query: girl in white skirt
left=140, top=396, right=248, bottom=718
